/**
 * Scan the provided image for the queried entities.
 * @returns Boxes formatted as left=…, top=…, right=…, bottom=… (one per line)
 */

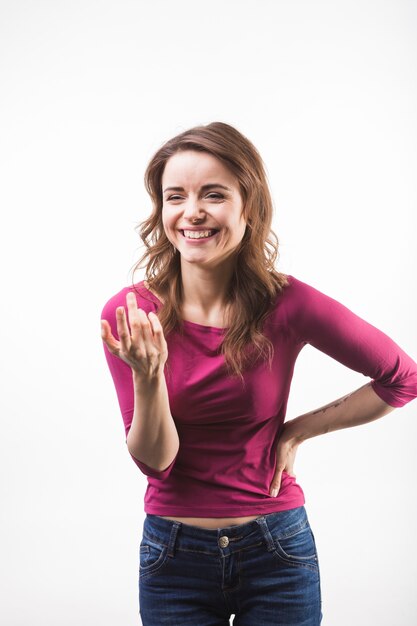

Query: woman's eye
left=167, top=193, right=224, bottom=201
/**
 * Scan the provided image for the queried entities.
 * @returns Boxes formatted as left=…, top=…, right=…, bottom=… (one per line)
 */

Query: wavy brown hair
left=129, top=121, right=289, bottom=385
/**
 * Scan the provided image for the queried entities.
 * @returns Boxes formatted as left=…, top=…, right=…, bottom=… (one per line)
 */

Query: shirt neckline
left=140, top=282, right=229, bottom=332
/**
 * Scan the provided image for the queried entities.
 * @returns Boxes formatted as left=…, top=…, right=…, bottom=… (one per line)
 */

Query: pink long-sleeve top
left=100, top=275, right=417, bottom=516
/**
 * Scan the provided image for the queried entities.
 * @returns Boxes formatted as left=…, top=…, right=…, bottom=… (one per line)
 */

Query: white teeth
left=183, top=230, right=216, bottom=239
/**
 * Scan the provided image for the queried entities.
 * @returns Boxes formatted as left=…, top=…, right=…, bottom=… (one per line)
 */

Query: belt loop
left=255, top=515, right=276, bottom=552
left=167, top=521, right=181, bottom=558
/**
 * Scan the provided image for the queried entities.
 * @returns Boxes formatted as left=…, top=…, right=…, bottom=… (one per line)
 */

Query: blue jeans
left=138, top=505, right=323, bottom=625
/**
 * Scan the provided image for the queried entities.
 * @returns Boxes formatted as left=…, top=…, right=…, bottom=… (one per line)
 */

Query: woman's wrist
left=132, top=368, right=165, bottom=389
left=281, top=418, right=306, bottom=445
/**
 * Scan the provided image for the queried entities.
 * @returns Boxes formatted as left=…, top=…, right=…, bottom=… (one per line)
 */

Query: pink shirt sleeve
left=286, top=276, right=417, bottom=408
left=100, top=289, right=177, bottom=480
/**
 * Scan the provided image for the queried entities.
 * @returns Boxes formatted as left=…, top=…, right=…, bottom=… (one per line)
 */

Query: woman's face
left=161, top=150, right=247, bottom=269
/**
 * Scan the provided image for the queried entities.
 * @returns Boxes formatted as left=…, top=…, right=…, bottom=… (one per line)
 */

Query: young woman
left=100, top=121, right=417, bottom=625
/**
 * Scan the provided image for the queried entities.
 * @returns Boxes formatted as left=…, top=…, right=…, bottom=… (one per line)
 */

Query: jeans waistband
left=142, top=506, right=308, bottom=557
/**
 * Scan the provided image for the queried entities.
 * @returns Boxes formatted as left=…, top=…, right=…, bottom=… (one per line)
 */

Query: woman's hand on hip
left=269, top=423, right=300, bottom=497
left=101, top=292, right=168, bottom=379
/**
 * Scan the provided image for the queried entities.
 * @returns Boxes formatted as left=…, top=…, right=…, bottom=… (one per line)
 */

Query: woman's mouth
left=179, top=229, right=220, bottom=242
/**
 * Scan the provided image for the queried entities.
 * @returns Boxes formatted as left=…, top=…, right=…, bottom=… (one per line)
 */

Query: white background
left=1, top=1, right=416, bottom=624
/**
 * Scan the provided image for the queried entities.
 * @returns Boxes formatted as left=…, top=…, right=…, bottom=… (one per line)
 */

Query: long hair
left=129, top=121, right=289, bottom=384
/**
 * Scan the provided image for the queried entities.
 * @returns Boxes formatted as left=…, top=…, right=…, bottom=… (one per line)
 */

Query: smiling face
left=161, top=150, right=247, bottom=270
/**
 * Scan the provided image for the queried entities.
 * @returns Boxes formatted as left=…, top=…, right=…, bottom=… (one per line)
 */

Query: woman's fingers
left=148, top=311, right=168, bottom=354
left=137, top=308, right=158, bottom=353
left=125, top=293, right=165, bottom=363
left=116, top=305, right=132, bottom=354
left=101, top=319, right=121, bottom=354
left=126, top=292, right=145, bottom=352
left=269, top=438, right=299, bottom=497
left=126, top=292, right=164, bottom=351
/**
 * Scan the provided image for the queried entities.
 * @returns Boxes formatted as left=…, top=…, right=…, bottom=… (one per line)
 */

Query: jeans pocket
left=139, top=535, right=169, bottom=578
left=268, top=510, right=319, bottom=572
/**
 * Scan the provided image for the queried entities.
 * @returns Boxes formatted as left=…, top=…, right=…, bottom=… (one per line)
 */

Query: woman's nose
left=182, top=202, right=205, bottom=220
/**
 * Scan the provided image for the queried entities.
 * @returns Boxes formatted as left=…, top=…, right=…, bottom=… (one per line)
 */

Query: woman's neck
left=179, top=264, right=234, bottom=313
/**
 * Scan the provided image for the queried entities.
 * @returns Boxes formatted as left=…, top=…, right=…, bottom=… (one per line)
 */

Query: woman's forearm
left=283, top=382, right=396, bottom=444
left=126, top=371, right=180, bottom=471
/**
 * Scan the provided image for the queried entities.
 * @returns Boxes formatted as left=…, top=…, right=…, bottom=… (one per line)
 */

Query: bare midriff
left=158, top=515, right=263, bottom=529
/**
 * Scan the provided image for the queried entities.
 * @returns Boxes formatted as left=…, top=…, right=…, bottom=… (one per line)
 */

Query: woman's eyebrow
left=163, top=183, right=232, bottom=194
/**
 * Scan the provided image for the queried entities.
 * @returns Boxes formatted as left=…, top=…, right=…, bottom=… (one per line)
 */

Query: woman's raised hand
left=101, top=292, right=168, bottom=379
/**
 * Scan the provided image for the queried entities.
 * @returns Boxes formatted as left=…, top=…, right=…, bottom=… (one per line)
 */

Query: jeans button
left=219, top=536, right=229, bottom=548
